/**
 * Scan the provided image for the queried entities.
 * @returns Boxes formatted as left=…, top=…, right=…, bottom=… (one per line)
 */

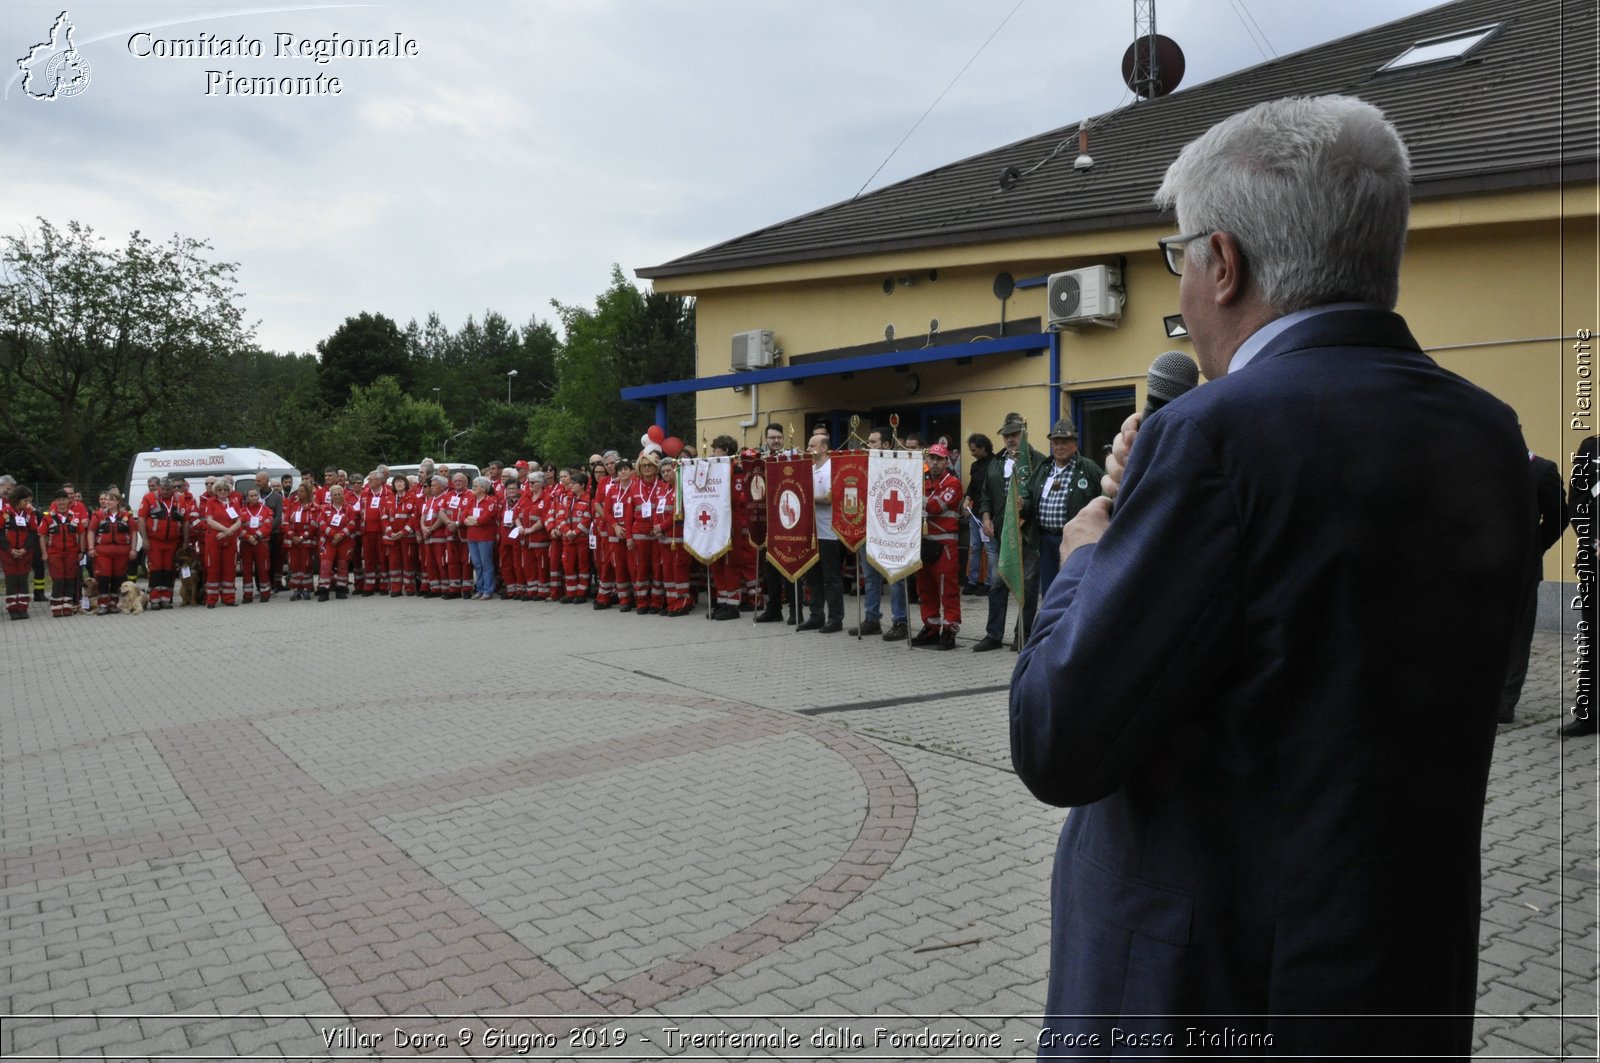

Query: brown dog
left=174, top=545, right=201, bottom=606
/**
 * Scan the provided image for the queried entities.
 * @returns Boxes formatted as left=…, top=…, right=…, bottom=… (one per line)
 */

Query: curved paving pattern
left=1, top=687, right=914, bottom=1056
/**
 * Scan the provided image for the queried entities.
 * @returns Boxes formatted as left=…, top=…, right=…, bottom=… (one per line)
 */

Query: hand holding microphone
left=1063, top=352, right=1198, bottom=564
left=1104, top=351, right=1199, bottom=500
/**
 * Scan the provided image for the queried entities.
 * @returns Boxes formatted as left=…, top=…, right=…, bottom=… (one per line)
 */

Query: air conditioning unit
left=731, top=329, right=777, bottom=371
left=1047, top=265, right=1124, bottom=329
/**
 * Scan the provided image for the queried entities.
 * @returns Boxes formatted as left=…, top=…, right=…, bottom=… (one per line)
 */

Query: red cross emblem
left=882, top=489, right=905, bottom=525
left=697, top=509, right=715, bottom=528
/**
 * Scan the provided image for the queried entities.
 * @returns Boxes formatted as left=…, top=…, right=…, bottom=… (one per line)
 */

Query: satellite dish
left=998, top=165, right=1022, bottom=191
left=885, top=323, right=896, bottom=341
left=928, top=318, right=940, bottom=334
left=993, top=272, right=1015, bottom=300
left=1121, top=34, right=1186, bottom=98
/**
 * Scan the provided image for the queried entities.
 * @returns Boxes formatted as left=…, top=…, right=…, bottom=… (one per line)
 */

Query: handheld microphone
left=1143, top=351, right=1200, bottom=416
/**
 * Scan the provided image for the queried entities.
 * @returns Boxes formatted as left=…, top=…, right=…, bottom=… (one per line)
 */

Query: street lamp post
left=506, top=369, right=518, bottom=403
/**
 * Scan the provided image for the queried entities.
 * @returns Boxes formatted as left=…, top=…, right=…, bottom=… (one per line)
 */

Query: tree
left=0, top=218, right=253, bottom=488
left=528, top=266, right=694, bottom=467
left=317, top=311, right=409, bottom=408
left=318, top=375, right=452, bottom=472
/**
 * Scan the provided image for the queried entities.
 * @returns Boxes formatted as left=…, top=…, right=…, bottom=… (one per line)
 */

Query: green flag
left=998, top=423, right=1031, bottom=603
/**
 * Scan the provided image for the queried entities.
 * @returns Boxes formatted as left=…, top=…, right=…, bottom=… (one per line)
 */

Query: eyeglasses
left=1158, top=231, right=1213, bottom=277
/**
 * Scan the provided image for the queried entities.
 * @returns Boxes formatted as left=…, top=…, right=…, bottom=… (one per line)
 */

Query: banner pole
left=793, top=576, right=801, bottom=632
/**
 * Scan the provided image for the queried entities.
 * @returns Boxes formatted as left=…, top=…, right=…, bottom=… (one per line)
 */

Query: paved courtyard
left=0, top=595, right=1595, bottom=1060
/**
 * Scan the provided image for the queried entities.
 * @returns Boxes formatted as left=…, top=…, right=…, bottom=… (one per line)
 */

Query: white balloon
left=640, top=432, right=652, bottom=449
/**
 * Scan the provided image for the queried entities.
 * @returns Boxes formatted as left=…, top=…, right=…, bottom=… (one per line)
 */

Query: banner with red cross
left=829, top=452, right=868, bottom=553
left=680, top=457, right=732, bottom=564
left=865, top=450, right=924, bottom=582
left=763, top=456, right=817, bottom=582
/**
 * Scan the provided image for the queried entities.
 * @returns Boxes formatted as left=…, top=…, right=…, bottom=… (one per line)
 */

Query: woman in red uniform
left=381, top=473, right=419, bottom=597
left=317, top=483, right=358, bottom=601
left=560, top=470, right=592, bottom=603
left=199, top=480, right=242, bottom=607
left=495, top=477, right=524, bottom=599
left=42, top=489, right=86, bottom=617
left=87, top=491, right=135, bottom=614
left=3, top=486, right=39, bottom=619
left=283, top=484, right=318, bottom=600
left=656, top=459, right=690, bottom=616
left=462, top=476, right=501, bottom=600
left=628, top=455, right=665, bottom=613
left=237, top=487, right=274, bottom=603
left=139, top=477, right=186, bottom=609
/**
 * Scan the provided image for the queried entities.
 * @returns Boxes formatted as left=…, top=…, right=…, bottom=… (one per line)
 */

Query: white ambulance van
left=126, top=447, right=299, bottom=514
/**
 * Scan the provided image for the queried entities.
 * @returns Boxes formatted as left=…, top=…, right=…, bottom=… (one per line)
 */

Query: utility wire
left=1235, top=0, right=1279, bottom=57
left=852, top=0, right=1029, bottom=200
left=1226, top=0, right=1275, bottom=61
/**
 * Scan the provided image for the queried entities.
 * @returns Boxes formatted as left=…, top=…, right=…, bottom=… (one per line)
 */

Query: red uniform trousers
left=561, top=536, right=590, bottom=599
left=423, top=539, right=450, bottom=596
left=384, top=537, right=418, bottom=595
left=661, top=536, right=690, bottom=612
left=545, top=539, right=563, bottom=600
left=3, top=538, right=35, bottom=617
left=497, top=537, right=523, bottom=598
left=203, top=535, right=238, bottom=605
left=916, top=538, right=961, bottom=633
left=320, top=534, right=354, bottom=589
left=92, top=546, right=132, bottom=609
left=47, top=548, right=81, bottom=615
left=598, top=535, right=630, bottom=605
left=629, top=537, right=661, bottom=610
left=238, top=536, right=272, bottom=600
left=525, top=539, right=552, bottom=599
left=741, top=526, right=763, bottom=605
left=360, top=531, right=384, bottom=593
left=146, top=537, right=181, bottom=606
left=710, top=548, right=743, bottom=610
left=445, top=536, right=468, bottom=597
left=286, top=538, right=317, bottom=594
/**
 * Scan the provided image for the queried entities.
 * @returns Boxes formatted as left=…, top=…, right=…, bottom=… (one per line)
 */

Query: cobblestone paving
left=0, top=594, right=1593, bottom=1060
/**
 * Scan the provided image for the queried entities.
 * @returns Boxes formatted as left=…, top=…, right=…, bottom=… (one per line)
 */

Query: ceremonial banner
left=830, top=452, right=868, bottom=553
left=764, top=456, right=817, bottom=581
left=865, top=450, right=924, bottom=582
left=998, top=425, right=1032, bottom=602
left=680, top=457, right=732, bottom=564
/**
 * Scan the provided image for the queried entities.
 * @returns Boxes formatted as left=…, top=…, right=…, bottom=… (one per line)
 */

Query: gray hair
left=472, top=476, right=492, bottom=491
left=431, top=474, right=448, bottom=488
left=1153, top=95, right=1411, bottom=313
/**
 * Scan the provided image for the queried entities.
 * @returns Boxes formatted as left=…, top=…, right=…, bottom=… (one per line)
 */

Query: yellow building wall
left=664, top=186, right=1597, bottom=580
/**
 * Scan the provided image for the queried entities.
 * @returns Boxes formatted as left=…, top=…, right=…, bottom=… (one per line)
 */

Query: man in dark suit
left=1501, top=450, right=1567, bottom=723
left=1010, top=96, right=1532, bottom=1057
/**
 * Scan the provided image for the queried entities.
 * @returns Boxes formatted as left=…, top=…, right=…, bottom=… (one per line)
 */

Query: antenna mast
left=1131, top=0, right=1161, bottom=101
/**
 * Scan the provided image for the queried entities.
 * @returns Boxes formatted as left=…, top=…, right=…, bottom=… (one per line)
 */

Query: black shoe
left=316, top=589, right=329, bottom=602
left=1559, top=717, right=1597, bottom=738
left=796, top=616, right=823, bottom=631
left=972, top=636, right=1004, bottom=652
left=848, top=619, right=883, bottom=637
left=786, top=612, right=797, bottom=626
left=819, top=619, right=842, bottom=634
left=594, top=600, right=611, bottom=610
left=881, top=622, right=908, bottom=642
left=909, top=626, right=940, bottom=646
left=754, top=607, right=783, bottom=623
left=938, top=629, right=957, bottom=650
left=619, top=603, right=635, bottom=613
left=334, top=588, right=348, bottom=600
left=711, top=604, right=740, bottom=621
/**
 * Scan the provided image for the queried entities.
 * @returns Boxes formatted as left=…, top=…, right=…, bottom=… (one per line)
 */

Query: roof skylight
left=1378, top=23, right=1501, bottom=73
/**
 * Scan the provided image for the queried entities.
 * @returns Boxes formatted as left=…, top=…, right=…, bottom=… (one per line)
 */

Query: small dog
left=174, top=546, right=201, bottom=606
left=117, top=580, right=146, bottom=615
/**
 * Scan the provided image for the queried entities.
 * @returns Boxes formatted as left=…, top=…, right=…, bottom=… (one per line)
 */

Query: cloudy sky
left=3, top=0, right=1447, bottom=355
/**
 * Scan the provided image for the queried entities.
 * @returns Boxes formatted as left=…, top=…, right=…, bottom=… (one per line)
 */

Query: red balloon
left=662, top=436, right=684, bottom=458
left=647, top=424, right=666, bottom=444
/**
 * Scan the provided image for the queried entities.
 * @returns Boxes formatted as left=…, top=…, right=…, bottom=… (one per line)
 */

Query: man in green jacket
left=973, top=411, right=1048, bottom=651
left=1031, top=416, right=1106, bottom=601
